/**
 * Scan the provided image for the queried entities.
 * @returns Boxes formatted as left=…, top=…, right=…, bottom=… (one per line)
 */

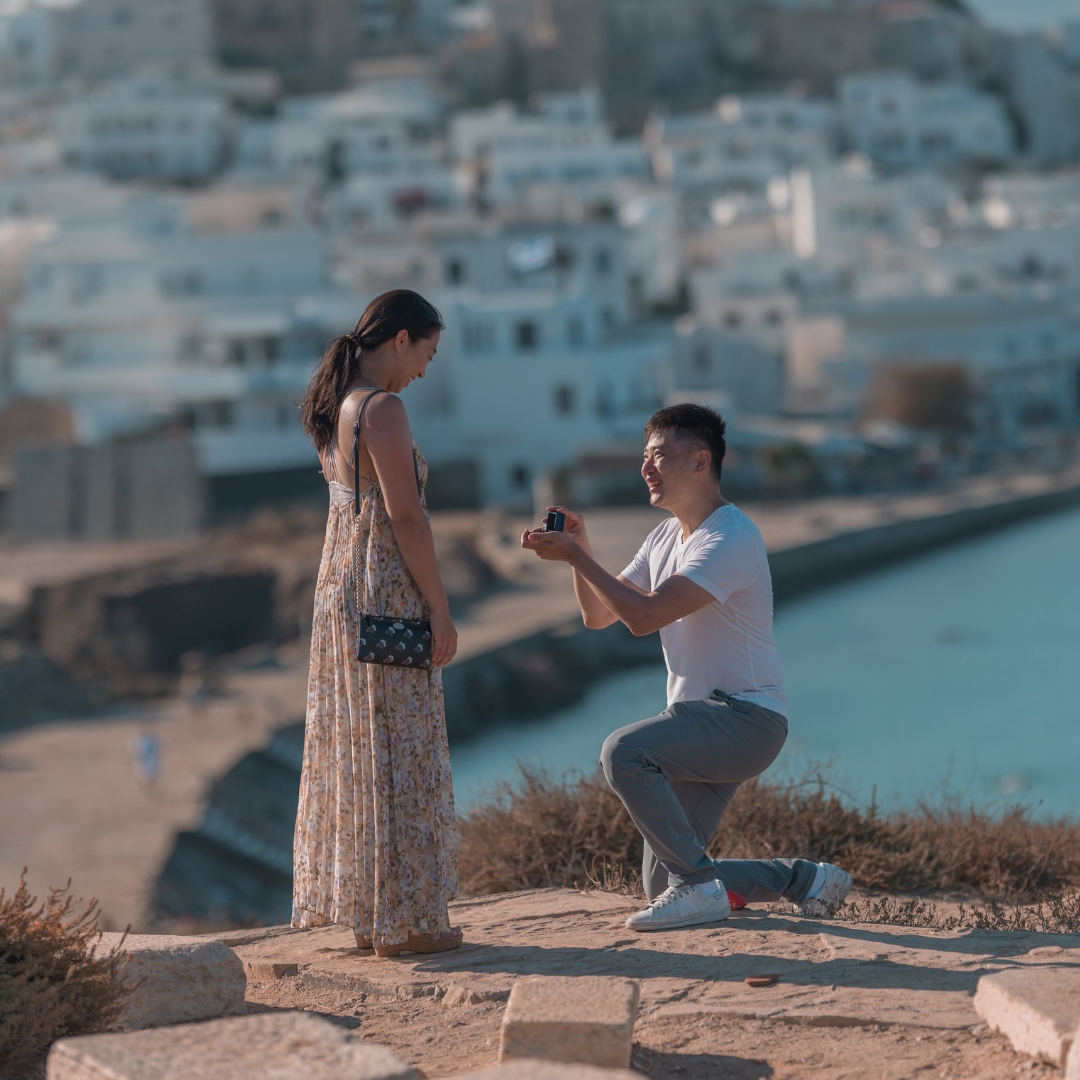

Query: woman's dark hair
left=300, top=289, right=444, bottom=452
left=643, top=402, right=727, bottom=483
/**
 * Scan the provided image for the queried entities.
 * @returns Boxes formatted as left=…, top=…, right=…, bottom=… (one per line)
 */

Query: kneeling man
left=522, top=404, right=852, bottom=930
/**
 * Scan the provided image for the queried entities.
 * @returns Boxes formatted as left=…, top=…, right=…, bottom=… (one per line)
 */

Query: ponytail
left=300, top=289, right=444, bottom=453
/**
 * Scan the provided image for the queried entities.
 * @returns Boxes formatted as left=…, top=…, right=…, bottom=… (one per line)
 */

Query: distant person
left=130, top=728, right=161, bottom=791
left=522, top=404, right=853, bottom=930
left=294, top=290, right=461, bottom=957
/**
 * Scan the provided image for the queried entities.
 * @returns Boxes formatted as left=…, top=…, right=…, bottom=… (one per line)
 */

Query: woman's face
left=389, top=330, right=440, bottom=392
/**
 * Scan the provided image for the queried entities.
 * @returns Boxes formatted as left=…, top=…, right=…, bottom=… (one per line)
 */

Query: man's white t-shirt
left=621, top=504, right=787, bottom=717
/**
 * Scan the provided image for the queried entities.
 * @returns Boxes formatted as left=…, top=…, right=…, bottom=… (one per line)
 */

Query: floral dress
left=292, top=441, right=458, bottom=947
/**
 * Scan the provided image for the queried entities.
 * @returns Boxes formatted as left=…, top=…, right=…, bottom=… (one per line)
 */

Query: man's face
left=641, top=429, right=709, bottom=508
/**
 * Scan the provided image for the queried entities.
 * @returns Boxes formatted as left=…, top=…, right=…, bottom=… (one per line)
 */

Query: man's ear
left=695, top=448, right=712, bottom=475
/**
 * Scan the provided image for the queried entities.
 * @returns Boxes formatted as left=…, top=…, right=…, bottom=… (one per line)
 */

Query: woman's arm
left=361, top=393, right=457, bottom=667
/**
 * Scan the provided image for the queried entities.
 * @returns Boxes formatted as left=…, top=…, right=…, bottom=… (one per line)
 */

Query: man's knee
left=600, top=727, right=645, bottom=791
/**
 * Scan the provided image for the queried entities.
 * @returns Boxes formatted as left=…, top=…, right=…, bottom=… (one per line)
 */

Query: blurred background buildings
left=1, top=0, right=1080, bottom=536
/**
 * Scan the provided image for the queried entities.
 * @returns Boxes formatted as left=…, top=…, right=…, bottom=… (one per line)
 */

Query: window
left=594, top=248, right=612, bottom=276
left=276, top=403, right=293, bottom=428
left=260, top=334, right=280, bottom=365
left=693, top=346, right=710, bottom=372
left=445, top=257, right=465, bottom=285
left=567, top=317, right=584, bottom=347
left=764, top=308, right=783, bottom=327
left=515, top=321, right=539, bottom=350
left=723, top=310, right=742, bottom=330
left=509, top=464, right=530, bottom=489
left=553, top=385, right=576, bottom=415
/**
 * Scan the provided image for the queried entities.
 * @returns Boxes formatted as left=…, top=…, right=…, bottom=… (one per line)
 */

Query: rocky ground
left=228, top=888, right=1074, bottom=1080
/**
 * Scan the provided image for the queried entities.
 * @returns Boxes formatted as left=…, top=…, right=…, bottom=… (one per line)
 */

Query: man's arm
left=521, top=529, right=713, bottom=636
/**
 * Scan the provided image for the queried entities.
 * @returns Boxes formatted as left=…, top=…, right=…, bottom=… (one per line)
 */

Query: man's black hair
left=643, top=402, right=726, bottom=483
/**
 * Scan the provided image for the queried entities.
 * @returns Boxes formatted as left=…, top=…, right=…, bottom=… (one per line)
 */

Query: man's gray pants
left=600, top=689, right=819, bottom=905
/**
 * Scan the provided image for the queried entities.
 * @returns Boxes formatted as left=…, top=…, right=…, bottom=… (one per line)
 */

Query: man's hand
left=520, top=525, right=581, bottom=563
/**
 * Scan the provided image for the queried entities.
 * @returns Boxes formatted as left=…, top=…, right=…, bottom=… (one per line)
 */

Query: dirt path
left=233, top=887, right=1070, bottom=1079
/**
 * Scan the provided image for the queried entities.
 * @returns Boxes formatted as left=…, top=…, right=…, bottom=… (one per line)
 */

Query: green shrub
left=0, top=872, right=128, bottom=1078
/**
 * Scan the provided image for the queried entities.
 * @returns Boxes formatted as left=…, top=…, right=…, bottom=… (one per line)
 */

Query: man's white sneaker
left=626, top=884, right=732, bottom=931
left=793, top=863, right=853, bottom=917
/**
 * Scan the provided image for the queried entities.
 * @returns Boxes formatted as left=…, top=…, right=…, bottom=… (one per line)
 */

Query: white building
left=0, top=0, right=213, bottom=87
left=647, top=93, right=835, bottom=195
left=838, top=72, right=1015, bottom=170
left=404, top=288, right=672, bottom=505
left=0, top=1, right=55, bottom=88
left=9, top=212, right=341, bottom=480
left=58, top=76, right=231, bottom=182
left=450, top=90, right=650, bottom=211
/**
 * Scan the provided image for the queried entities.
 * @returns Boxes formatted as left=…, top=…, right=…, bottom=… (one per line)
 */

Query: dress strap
left=352, top=389, right=388, bottom=513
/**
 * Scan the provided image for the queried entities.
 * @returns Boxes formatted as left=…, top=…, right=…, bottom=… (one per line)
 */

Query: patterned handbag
left=349, top=389, right=433, bottom=669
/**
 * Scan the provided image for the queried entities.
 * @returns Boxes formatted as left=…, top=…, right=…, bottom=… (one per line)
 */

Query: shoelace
left=649, top=885, right=695, bottom=910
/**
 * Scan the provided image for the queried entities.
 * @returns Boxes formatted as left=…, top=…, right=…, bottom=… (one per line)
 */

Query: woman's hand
left=429, top=607, right=458, bottom=668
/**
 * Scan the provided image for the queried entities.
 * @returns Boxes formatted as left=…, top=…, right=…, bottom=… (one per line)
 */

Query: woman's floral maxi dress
left=292, top=445, right=458, bottom=948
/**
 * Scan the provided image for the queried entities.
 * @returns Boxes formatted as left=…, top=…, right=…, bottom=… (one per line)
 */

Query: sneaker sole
left=626, top=908, right=731, bottom=932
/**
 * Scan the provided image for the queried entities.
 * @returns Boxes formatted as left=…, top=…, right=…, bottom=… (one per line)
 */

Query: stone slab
left=1068, top=1026, right=1080, bottom=1080
left=456, top=1061, right=639, bottom=1080
left=230, top=890, right=1080, bottom=1039
left=95, top=932, right=246, bottom=1030
left=499, top=975, right=639, bottom=1068
left=975, top=966, right=1080, bottom=1066
left=46, top=1011, right=415, bottom=1080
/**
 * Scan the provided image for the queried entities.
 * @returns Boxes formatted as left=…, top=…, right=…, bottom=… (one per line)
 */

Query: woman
left=293, top=289, right=461, bottom=957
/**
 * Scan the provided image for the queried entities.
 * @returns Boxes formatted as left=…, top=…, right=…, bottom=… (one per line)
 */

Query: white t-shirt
left=621, top=504, right=787, bottom=717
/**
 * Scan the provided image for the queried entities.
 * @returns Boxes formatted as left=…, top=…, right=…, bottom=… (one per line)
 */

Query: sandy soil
left=0, top=660, right=305, bottom=930
left=231, top=888, right=1073, bottom=1079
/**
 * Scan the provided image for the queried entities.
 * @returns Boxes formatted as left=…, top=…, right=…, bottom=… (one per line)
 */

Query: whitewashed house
left=838, top=72, right=1014, bottom=170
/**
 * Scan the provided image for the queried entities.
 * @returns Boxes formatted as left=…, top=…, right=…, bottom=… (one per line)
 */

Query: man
left=522, top=404, right=852, bottom=930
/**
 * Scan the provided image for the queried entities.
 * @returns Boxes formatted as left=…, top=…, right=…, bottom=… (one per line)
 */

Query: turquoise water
left=449, top=505, right=1080, bottom=819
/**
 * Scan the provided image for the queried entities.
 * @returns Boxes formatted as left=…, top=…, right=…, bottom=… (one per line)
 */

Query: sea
left=449, top=504, right=1080, bottom=820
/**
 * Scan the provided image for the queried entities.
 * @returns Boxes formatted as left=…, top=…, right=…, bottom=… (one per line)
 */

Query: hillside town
left=2, top=0, right=1080, bottom=532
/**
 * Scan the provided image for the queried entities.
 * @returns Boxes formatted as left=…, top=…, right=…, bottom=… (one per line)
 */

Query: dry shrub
left=839, top=891, right=1080, bottom=934
left=0, top=872, right=128, bottom=1079
left=458, top=768, right=642, bottom=896
left=458, top=768, right=1080, bottom=900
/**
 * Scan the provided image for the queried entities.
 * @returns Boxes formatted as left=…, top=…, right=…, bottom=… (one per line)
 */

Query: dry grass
left=0, top=872, right=128, bottom=1079
left=837, top=891, right=1080, bottom=934
left=458, top=767, right=1080, bottom=909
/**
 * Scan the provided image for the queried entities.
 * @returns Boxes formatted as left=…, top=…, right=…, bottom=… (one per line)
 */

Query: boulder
left=47, top=1011, right=415, bottom=1080
left=95, top=932, right=246, bottom=1030
left=499, top=976, right=639, bottom=1069
left=974, top=967, right=1080, bottom=1067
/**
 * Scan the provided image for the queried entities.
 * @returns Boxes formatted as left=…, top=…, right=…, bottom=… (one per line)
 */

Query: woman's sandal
left=353, top=932, right=373, bottom=950
left=373, top=926, right=463, bottom=958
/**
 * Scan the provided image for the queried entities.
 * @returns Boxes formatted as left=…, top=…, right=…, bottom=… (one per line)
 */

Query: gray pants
left=600, top=689, right=818, bottom=904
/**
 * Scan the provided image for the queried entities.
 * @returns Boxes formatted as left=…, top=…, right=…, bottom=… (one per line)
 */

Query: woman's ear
left=395, top=328, right=411, bottom=352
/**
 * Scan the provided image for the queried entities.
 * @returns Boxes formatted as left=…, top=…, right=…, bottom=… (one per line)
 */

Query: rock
left=456, top=1060, right=638, bottom=1080
left=46, top=1011, right=415, bottom=1080
left=442, top=982, right=510, bottom=1007
left=244, top=960, right=300, bottom=981
left=499, top=976, right=639, bottom=1069
left=974, top=967, right=1080, bottom=1067
left=95, top=933, right=246, bottom=1030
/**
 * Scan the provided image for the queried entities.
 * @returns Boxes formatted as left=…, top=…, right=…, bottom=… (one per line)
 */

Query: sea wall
left=768, top=479, right=1080, bottom=602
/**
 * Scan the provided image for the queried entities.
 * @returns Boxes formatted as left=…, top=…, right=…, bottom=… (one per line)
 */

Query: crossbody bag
left=349, top=389, right=433, bottom=669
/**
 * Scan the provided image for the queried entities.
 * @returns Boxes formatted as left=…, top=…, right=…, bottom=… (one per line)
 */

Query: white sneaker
left=626, top=883, right=732, bottom=931
left=793, top=863, right=853, bottom=917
